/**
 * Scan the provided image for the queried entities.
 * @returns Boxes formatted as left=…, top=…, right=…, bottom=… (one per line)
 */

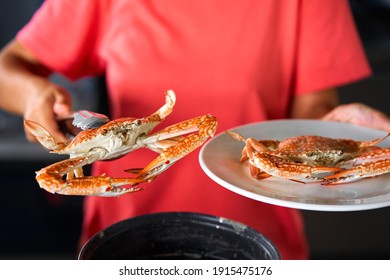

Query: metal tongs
left=58, top=110, right=110, bottom=136
left=71, top=110, right=110, bottom=130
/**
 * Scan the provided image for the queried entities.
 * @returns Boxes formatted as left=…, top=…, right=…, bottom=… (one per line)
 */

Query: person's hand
left=322, top=102, right=390, bottom=132
left=0, top=40, right=74, bottom=144
left=23, top=79, right=72, bottom=143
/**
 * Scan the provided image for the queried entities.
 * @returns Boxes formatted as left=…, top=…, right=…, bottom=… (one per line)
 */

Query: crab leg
left=36, top=155, right=144, bottom=196
left=356, top=132, right=390, bottom=147
left=146, top=89, right=176, bottom=122
left=24, top=120, right=68, bottom=151
left=129, top=114, right=217, bottom=180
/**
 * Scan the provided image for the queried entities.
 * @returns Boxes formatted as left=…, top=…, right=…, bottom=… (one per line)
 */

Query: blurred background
left=0, top=0, right=390, bottom=259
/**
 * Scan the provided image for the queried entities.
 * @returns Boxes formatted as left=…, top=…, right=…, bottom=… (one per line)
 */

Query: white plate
left=199, top=120, right=390, bottom=211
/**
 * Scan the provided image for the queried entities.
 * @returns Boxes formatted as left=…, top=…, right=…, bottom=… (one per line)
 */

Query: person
left=1, top=0, right=390, bottom=259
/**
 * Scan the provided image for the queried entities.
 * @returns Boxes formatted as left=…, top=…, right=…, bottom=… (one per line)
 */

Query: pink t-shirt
left=18, top=0, right=371, bottom=259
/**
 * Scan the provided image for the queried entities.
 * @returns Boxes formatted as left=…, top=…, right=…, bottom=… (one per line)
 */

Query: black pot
left=78, top=212, right=281, bottom=260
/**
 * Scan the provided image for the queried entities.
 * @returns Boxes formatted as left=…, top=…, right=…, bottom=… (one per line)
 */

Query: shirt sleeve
left=294, top=0, right=372, bottom=94
left=16, top=0, right=109, bottom=79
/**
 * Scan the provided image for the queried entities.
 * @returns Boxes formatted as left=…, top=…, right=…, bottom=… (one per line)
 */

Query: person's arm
left=289, top=88, right=339, bottom=119
left=0, top=39, right=72, bottom=142
left=290, top=88, right=390, bottom=131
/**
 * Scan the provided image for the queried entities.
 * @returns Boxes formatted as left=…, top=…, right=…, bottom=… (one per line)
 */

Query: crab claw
left=132, top=114, right=217, bottom=180
left=36, top=156, right=145, bottom=196
left=51, top=176, right=145, bottom=197
left=38, top=171, right=146, bottom=196
left=323, top=159, right=390, bottom=185
left=67, top=178, right=144, bottom=197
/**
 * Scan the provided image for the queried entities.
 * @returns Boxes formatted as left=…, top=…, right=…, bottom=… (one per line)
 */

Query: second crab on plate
left=228, top=131, right=390, bottom=185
